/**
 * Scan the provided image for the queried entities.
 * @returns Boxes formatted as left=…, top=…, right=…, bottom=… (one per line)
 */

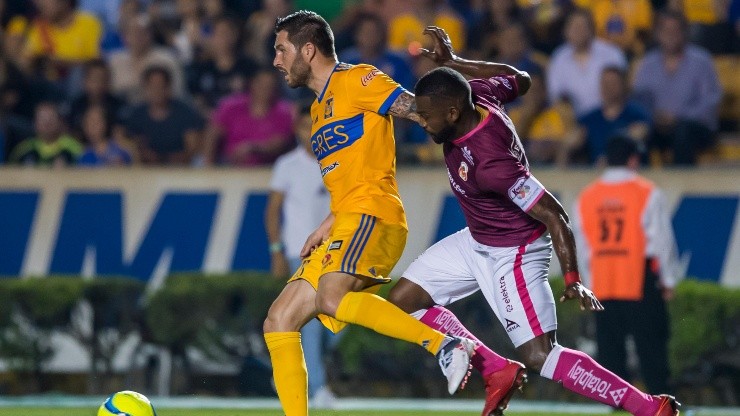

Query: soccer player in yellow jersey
left=263, top=11, right=475, bottom=416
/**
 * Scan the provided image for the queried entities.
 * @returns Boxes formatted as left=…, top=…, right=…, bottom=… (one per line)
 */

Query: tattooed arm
left=387, top=90, right=423, bottom=124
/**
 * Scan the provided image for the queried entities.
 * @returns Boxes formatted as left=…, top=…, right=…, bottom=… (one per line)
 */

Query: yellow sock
left=264, top=332, right=307, bottom=416
left=335, top=291, right=447, bottom=354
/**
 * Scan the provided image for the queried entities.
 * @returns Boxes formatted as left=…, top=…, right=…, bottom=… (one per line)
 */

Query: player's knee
left=314, top=290, right=342, bottom=317
left=263, top=303, right=299, bottom=333
left=387, top=278, right=435, bottom=313
left=521, top=351, right=549, bottom=372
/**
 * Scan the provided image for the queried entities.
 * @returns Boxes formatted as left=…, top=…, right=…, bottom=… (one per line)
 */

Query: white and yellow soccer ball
left=97, top=390, right=157, bottom=416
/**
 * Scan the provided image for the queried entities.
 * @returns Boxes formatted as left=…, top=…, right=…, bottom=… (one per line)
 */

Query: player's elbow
left=516, top=72, right=532, bottom=96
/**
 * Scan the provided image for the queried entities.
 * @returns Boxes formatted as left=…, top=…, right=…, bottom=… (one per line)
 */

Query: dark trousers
left=595, top=265, right=670, bottom=394
left=650, top=119, right=715, bottom=165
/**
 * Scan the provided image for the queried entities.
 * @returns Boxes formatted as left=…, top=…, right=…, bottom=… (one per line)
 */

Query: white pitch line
left=0, top=396, right=737, bottom=415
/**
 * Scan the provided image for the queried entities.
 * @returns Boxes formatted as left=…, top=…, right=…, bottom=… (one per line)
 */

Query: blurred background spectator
left=548, top=9, right=627, bottom=118
left=78, top=104, right=133, bottom=166
left=9, top=101, right=81, bottom=167
left=123, top=65, right=203, bottom=165
left=0, top=0, right=734, bottom=168
left=204, top=66, right=293, bottom=167
left=187, top=16, right=257, bottom=113
left=387, top=0, right=466, bottom=52
left=21, top=0, right=103, bottom=96
left=109, top=14, right=184, bottom=103
left=632, top=11, right=723, bottom=165
left=565, top=66, right=651, bottom=166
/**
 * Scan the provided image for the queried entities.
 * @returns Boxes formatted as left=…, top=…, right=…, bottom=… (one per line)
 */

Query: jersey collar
left=317, top=63, right=340, bottom=103
left=452, top=105, right=491, bottom=146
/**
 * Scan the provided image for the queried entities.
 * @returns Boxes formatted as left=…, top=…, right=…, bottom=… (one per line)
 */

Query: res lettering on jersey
left=443, top=75, right=547, bottom=247
left=310, top=63, right=407, bottom=226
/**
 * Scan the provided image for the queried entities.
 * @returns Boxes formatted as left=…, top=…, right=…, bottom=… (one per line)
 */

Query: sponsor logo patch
left=566, top=359, right=615, bottom=402
left=610, top=387, right=627, bottom=406
left=321, top=161, right=340, bottom=177
left=508, top=177, right=530, bottom=200
left=505, top=319, right=520, bottom=333
left=462, top=146, right=474, bottom=165
left=328, top=240, right=343, bottom=251
left=322, top=254, right=332, bottom=267
left=361, top=69, right=380, bottom=86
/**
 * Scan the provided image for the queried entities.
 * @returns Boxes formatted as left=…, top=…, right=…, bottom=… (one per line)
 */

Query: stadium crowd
left=0, top=0, right=737, bottom=168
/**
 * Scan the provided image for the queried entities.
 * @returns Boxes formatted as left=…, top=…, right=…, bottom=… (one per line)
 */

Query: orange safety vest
left=578, top=177, right=654, bottom=301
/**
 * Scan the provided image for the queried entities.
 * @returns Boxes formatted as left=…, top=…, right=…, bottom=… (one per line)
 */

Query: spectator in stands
left=633, top=11, right=722, bottom=165
left=171, top=0, right=226, bottom=64
left=573, top=135, right=679, bottom=395
left=548, top=9, right=627, bottom=118
left=109, top=15, right=184, bottom=103
left=78, top=105, right=132, bottom=166
left=494, top=23, right=545, bottom=98
left=518, top=0, right=569, bottom=54
left=387, top=0, right=467, bottom=53
left=586, top=0, right=653, bottom=56
left=204, top=67, right=294, bottom=166
left=668, top=0, right=735, bottom=54
left=187, top=16, right=258, bottom=112
left=508, top=73, right=579, bottom=165
left=66, top=59, right=124, bottom=136
left=341, top=13, right=416, bottom=90
left=3, top=1, right=34, bottom=66
left=468, top=0, right=523, bottom=56
left=567, top=66, right=651, bottom=165
left=124, top=66, right=204, bottom=166
left=22, top=0, right=103, bottom=94
left=243, top=0, right=293, bottom=66
left=9, top=101, right=82, bottom=167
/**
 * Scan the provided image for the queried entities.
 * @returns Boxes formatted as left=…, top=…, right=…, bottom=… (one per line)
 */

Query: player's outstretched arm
left=526, top=191, right=604, bottom=312
left=419, top=26, right=531, bottom=96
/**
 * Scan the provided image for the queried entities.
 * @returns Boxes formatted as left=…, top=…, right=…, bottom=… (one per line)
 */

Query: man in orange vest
left=573, top=135, right=680, bottom=394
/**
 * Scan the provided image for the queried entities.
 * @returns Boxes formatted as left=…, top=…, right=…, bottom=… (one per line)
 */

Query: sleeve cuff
left=378, top=86, right=406, bottom=115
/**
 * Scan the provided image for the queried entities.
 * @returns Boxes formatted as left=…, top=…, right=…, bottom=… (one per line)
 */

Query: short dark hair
left=606, top=135, right=642, bottom=166
left=415, top=67, right=471, bottom=104
left=566, top=8, right=596, bottom=34
left=142, top=65, right=172, bottom=86
left=657, top=9, right=689, bottom=32
left=83, top=58, right=109, bottom=77
left=601, top=65, right=627, bottom=80
left=275, top=10, right=336, bottom=58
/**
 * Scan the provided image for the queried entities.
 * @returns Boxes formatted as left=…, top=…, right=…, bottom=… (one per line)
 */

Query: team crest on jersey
left=458, top=161, right=469, bottom=181
left=322, top=254, right=333, bottom=267
left=324, top=95, right=334, bottom=119
left=462, top=146, right=474, bottom=165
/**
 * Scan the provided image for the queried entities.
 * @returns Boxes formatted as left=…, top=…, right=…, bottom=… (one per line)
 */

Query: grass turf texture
left=0, top=410, right=632, bottom=416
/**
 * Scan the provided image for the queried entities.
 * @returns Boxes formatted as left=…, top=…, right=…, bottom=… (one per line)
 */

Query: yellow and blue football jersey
left=310, top=63, right=407, bottom=227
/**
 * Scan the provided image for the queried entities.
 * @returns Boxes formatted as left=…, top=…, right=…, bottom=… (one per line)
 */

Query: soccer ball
left=97, top=391, right=157, bottom=416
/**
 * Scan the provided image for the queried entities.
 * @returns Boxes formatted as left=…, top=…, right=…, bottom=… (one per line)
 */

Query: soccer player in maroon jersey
left=387, top=27, right=680, bottom=416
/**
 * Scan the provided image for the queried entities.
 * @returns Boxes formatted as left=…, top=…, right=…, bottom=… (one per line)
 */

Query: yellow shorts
left=288, top=212, right=407, bottom=333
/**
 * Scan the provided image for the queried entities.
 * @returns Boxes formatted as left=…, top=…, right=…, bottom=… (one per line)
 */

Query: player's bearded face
left=430, top=124, right=456, bottom=144
left=288, top=51, right=311, bottom=88
left=418, top=97, right=457, bottom=144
